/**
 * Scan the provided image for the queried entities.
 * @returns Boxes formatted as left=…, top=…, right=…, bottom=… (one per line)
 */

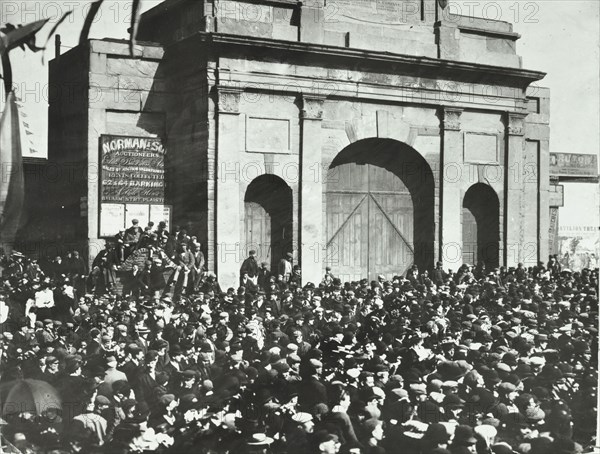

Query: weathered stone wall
left=85, top=41, right=167, bottom=259
left=208, top=50, right=546, bottom=283
left=447, top=14, right=522, bottom=67
left=160, top=39, right=211, bottom=255
left=459, top=111, right=505, bottom=264
left=215, top=0, right=298, bottom=41
left=47, top=45, right=91, bottom=257
left=525, top=86, right=551, bottom=265
left=211, top=85, right=303, bottom=284
left=138, top=0, right=523, bottom=67
left=48, top=40, right=168, bottom=264
left=137, top=0, right=208, bottom=45
left=46, top=0, right=549, bottom=284
left=320, top=0, right=437, bottom=56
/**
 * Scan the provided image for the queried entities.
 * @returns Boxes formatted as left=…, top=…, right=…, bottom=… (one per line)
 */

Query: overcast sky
left=1, top=0, right=598, bottom=230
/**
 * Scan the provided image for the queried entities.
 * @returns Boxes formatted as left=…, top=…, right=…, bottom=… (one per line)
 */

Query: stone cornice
left=22, top=156, right=48, bottom=165
left=215, top=69, right=529, bottom=113
left=457, top=25, right=521, bottom=41
left=231, top=0, right=299, bottom=6
left=194, top=32, right=546, bottom=89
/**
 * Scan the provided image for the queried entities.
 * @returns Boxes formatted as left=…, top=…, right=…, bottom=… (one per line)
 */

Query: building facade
left=47, top=0, right=551, bottom=288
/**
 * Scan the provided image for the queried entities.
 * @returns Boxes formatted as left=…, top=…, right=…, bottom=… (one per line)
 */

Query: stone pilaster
left=505, top=112, right=527, bottom=267
left=435, top=21, right=460, bottom=60
left=215, top=86, right=242, bottom=288
left=538, top=139, right=551, bottom=261
left=299, top=0, right=324, bottom=44
left=440, top=107, right=464, bottom=271
left=300, top=95, right=325, bottom=285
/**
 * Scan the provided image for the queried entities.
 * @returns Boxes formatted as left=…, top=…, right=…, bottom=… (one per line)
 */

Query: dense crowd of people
left=0, top=219, right=597, bottom=454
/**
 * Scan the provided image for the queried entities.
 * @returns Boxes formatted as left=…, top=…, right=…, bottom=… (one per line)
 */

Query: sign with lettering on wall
left=100, top=135, right=166, bottom=204
left=550, top=153, right=598, bottom=178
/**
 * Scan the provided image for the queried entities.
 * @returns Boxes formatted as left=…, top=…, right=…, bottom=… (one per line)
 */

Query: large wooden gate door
left=244, top=202, right=271, bottom=267
left=462, top=209, right=478, bottom=265
left=326, top=162, right=414, bottom=282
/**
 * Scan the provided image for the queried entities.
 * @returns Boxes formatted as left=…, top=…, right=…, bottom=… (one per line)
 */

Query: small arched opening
left=244, top=175, right=293, bottom=271
left=462, top=183, right=500, bottom=268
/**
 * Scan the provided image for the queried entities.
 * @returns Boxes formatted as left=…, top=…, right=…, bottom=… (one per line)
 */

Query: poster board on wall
left=125, top=204, right=150, bottom=229
left=99, top=203, right=172, bottom=238
left=150, top=205, right=172, bottom=231
left=100, top=204, right=125, bottom=238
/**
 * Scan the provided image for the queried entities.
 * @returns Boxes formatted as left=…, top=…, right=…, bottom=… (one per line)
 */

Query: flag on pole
left=15, top=98, right=39, bottom=156
left=0, top=92, right=25, bottom=254
left=130, top=0, right=142, bottom=56
left=0, top=19, right=49, bottom=55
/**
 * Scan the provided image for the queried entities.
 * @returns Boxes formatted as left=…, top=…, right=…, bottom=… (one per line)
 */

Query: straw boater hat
left=292, top=412, right=313, bottom=424
left=247, top=433, right=274, bottom=446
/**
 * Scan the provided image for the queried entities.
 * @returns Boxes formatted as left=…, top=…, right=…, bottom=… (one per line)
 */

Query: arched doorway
left=244, top=175, right=293, bottom=271
left=462, top=183, right=500, bottom=268
left=325, top=138, right=435, bottom=281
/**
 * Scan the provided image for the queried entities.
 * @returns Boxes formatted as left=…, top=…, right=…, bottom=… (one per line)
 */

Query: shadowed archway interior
left=244, top=175, right=293, bottom=272
left=325, top=138, right=435, bottom=281
left=462, top=183, right=500, bottom=268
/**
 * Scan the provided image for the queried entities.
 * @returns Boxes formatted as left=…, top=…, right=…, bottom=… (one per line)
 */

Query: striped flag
left=0, top=92, right=25, bottom=254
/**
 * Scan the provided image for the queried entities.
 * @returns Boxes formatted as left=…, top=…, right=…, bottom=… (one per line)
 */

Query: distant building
left=43, top=0, right=551, bottom=287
